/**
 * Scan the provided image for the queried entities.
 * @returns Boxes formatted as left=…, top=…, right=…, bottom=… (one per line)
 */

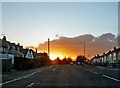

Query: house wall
left=108, top=54, right=113, bottom=63
left=0, top=47, right=8, bottom=53
left=9, top=54, right=14, bottom=65
left=25, top=50, right=34, bottom=59
left=0, top=48, right=2, bottom=53
left=103, top=56, right=107, bottom=63
left=118, top=52, right=120, bottom=60
left=101, top=57, right=104, bottom=63
left=106, top=56, right=109, bottom=62
left=112, top=52, right=117, bottom=63
left=93, top=58, right=100, bottom=63
left=0, top=54, right=14, bottom=64
left=96, top=58, right=100, bottom=63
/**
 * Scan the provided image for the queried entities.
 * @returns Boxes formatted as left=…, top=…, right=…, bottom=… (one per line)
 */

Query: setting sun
left=50, top=54, right=65, bottom=61
left=50, top=54, right=58, bottom=61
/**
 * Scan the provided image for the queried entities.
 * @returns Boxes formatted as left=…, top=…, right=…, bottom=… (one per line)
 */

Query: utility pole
left=48, top=38, right=50, bottom=56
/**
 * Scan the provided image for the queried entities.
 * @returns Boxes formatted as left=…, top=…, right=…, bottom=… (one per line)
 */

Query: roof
left=22, top=49, right=29, bottom=55
left=30, top=49, right=39, bottom=57
left=22, top=49, right=39, bottom=58
left=0, top=39, right=8, bottom=48
left=0, top=37, right=39, bottom=58
left=116, top=48, right=120, bottom=52
left=38, top=52, right=48, bottom=57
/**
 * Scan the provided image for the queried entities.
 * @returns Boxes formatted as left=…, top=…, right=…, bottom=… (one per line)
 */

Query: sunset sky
left=1, top=2, right=118, bottom=48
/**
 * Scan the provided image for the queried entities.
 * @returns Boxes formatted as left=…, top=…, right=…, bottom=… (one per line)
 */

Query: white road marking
left=40, top=79, right=46, bottom=86
left=109, top=69, right=119, bottom=71
left=52, top=68, right=57, bottom=72
left=26, top=83, right=34, bottom=88
left=102, top=75, right=120, bottom=82
left=92, top=71, right=98, bottom=74
left=89, top=70, right=93, bottom=73
left=88, top=70, right=98, bottom=74
left=96, top=66, right=106, bottom=69
left=0, top=69, right=43, bottom=86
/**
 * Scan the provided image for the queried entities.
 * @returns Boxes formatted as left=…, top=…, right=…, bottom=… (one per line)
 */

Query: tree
left=39, top=52, right=51, bottom=66
left=56, top=57, right=61, bottom=64
left=53, top=57, right=61, bottom=65
left=76, top=55, right=87, bottom=64
left=66, top=57, right=72, bottom=64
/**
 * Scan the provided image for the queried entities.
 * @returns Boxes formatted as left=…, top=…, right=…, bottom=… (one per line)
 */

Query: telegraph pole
left=48, top=38, right=50, bottom=56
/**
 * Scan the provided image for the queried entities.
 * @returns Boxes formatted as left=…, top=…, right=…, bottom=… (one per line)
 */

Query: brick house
left=0, top=36, right=24, bottom=64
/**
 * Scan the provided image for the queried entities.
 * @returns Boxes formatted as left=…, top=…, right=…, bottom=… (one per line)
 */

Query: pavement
left=1, top=64, right=120, bottom=88
left=2, top=67, right=46, bottom=82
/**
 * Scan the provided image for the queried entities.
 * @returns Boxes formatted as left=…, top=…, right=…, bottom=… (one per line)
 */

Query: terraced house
left=0, top=36, right=38, bottom=71
left=0, top=36, right=24, bottom=64
left=0, top=36, right=50, bottom=71
left=91, top=47, right=120, bottom=67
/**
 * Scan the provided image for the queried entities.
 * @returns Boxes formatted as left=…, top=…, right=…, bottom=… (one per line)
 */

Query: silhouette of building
left=0, top=36, right=50, bottom=71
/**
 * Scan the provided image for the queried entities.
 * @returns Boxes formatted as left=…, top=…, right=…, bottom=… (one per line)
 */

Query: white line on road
left=0, top=69, right=43, bottom=86
left=52, top=68, right=57, bottom=72
left=96, top=66, right=105, bottom=69
left=109, top=69, right=119, bottom=71
left=92, top=71, right=98, bottom=74
left=40, top=79, right=46, bottom=86
left=25, top=83, right=34, bottom=88
left=88, top=70, right=93, bottom=73
left=102, top=75, right=120, bottom=82
left=88, top=70, right=98, bottom=74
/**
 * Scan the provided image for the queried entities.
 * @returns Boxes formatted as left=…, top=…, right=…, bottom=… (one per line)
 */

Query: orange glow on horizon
left=49, top=53, right=65, bottom=61
left=49, top=53, right=77, bottom=61
left=50, top=54, right=58, bottom=61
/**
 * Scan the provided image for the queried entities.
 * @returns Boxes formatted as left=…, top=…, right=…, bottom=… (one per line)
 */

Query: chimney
left=17, top=43, right=20, bottom=46
left=3, top=36, right=6, bottom=41
left=114, top=47, right=116, bottom=50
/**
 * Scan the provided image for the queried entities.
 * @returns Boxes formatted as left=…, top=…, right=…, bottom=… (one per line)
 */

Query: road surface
left=1, top=64, right=120, bottom=88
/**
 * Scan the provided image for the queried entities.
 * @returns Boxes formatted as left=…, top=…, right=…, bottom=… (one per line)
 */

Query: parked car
left=70, top=62, right=73, bottom=65
left=77, top=62, right=80, bottom=65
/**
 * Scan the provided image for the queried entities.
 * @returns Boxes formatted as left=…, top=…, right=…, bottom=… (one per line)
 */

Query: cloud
left=27, top=33, right=118, bottom=59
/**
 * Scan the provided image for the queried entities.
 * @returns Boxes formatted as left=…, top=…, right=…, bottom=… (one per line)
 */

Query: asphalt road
left=1, top=64, right=120, bottom=88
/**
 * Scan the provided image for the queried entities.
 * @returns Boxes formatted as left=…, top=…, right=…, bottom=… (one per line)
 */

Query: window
left=28, top=53, right=32, bottom=58
left=2, top=48, right=6, bottom=53
left=114, top=53, right=116, bottom=56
